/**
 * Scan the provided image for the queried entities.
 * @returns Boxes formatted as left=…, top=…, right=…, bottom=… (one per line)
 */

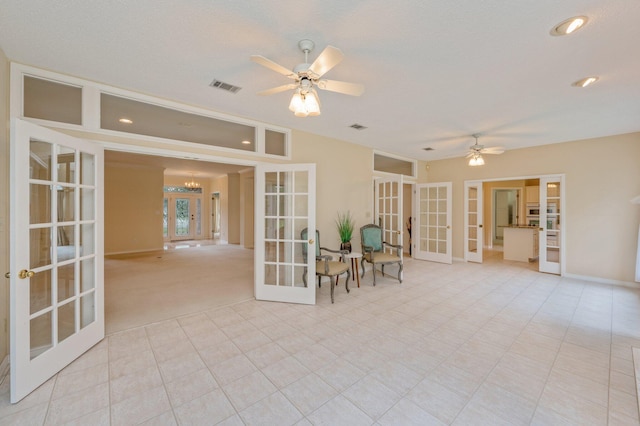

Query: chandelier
left=185, top=174, right=201, bottom=189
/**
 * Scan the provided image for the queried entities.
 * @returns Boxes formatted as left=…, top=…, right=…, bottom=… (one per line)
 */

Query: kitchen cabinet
left=503, top=226, right=539, bottom=262
left=525, top=186, right=539, bottom=203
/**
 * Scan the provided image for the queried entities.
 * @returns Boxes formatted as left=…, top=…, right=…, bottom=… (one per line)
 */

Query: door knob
left=18, top=270, right=35, bottom=279
left=479, top=224, right=483, bottom=228
left=4, top=272, right=9, bottom=279
left=308, top=239, right=315, bottom=244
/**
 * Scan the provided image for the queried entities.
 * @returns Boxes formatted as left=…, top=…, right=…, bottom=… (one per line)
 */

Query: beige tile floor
left=1, top=250, right=639, bottom=425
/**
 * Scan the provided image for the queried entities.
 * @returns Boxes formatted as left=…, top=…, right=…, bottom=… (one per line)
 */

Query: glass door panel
left=174, top=198, right=191, bottom=237
left=415, top=182, right=452, bottom=264
left=11, top=119, right=104, bottom=403
left=255, top=164, right=316, bottom=304
left=539, top=176, right=563, bottom=274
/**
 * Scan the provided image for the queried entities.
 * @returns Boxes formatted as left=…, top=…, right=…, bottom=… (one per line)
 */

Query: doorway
left=103, top=150, right=256, bottom=333
left=163, top=193, right=203, bottom=241
left=211, top=192, right=221, bottom=238
left=492, top=188, right=520, bottom=246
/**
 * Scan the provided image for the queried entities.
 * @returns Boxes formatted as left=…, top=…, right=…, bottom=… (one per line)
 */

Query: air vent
left=349, top=123, right=367, bottom=130
left=423, top=147, right=434, bottom=151
left=209, top=79, right=242, bottom=93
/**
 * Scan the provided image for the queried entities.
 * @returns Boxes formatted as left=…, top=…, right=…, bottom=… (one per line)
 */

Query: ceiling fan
left=250, top=40, right=365, bottom=117
left=466, top=134, right=505, bottom=166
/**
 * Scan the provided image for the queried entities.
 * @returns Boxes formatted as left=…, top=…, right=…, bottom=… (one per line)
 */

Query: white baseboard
left=563, top=272, right=640, bottom=289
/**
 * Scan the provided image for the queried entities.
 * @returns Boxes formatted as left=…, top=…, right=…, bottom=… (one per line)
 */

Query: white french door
left=254, top=164, right=316, bottom=304
left=10, top=119, right=104, bottom=403
left=539, top=176, right=563, bottom=274
left=374, top=177, right=404, bottom=278
left=464, top=181, right=483, bottom=263
left=414, top=182, right=452, bottom=264
left=163, top=194, right=202, bottom=241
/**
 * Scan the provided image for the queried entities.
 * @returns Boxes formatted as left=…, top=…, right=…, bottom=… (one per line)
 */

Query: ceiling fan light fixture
left=289, top=88, right=321, bottom=117
left=550, top=16, right=588, bottom=36
left=289, top=91, right=305, bottom=113
left=468, top=154, right=485, bottom=166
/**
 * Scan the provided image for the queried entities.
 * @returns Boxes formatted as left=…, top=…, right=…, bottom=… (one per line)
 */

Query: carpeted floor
left=105, top=243, right=254, bottom=334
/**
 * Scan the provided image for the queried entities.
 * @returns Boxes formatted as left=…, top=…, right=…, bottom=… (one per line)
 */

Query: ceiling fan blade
left=250, top=55, right=295, bottom=78
left=256, top=83, right=297, bottom=96
left=308, top=46, right=344, bottom=78
left=317, top=79, right=365, bottom=96
left=482, top=147, right=505, bottom=155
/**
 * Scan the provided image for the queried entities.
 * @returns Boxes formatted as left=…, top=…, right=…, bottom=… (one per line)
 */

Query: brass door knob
left=4, top=272, right=9, bottom=279
left=479, top=224, right=483, bottom=228
left=308, top=239, right=315, bottom=244
left=18, top=270, right=34, bottom=279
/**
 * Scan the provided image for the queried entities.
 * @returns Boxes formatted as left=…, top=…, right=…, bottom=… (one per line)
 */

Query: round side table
left=344, top=252, right=363, bottom=288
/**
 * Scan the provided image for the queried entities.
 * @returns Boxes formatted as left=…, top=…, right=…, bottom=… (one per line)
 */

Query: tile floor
left=1, top=253, right=639, bottom=425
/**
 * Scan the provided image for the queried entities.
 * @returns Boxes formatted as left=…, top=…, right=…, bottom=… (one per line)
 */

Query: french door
left=414, top=182, right=452, bottom=264
left=464, top=181, right=483, bottom=263
left=254, top=164, right=316, bottom=304
left=10, top=119, right=104, bottom=403
left=163, top=194, right=202, bottom=241
left=374, top=177, right=404, bottom=278
left=539, top=176, right=563, bottom=274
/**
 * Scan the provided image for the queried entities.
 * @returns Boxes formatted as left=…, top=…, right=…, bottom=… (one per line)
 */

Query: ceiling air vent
left=209, top=79, right=242, bottom=94
left=349, top=123, right=367, bottom=130
left=423, top=147, right=434, bottom=151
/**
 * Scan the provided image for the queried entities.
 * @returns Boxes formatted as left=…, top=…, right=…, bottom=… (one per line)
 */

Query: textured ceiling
left=1, top=0, right=639, bottom=162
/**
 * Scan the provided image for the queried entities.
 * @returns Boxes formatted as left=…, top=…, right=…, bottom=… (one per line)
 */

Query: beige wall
left=211, top=175, right=229, bottom=242
left=240, top=171, right=255, bottom=249
left=424, top=132, right=640, bottom=283
left=227, top=173, right=241, bottom=244
left=104, top=164, right=164, bottom=254
left=0, top=49, right=9, bottom=363
left=291, top=130, right=374, bottom=250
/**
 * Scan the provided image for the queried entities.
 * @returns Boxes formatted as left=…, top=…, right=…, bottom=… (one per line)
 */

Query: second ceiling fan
left=251, top=40, right=365, bottom=116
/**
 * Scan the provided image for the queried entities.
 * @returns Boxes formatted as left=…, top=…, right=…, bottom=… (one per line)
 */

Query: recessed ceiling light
left=572, top=76, right=599, bottom=87
left=241, top=140, right=251, bottom=145
left=118, top=118, right=133, bottom=124
left=550, top=16, right=588, bottom=36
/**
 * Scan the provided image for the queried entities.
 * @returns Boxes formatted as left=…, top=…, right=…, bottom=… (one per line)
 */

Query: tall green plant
left=336, top=211, right=355, bottom=243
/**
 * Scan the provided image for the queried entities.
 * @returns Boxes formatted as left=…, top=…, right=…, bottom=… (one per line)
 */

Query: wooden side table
left=345, top=252, right=363, bottom=288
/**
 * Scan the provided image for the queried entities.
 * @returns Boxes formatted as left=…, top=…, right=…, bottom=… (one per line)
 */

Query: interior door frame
left=463, top=174, right=565, bottom=274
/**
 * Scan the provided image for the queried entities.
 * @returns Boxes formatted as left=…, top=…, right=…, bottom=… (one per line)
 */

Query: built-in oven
left=527, top=204, right=540, bottom=216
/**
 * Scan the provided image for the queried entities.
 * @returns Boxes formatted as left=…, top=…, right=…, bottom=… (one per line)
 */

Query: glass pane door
left=164, top=194, right=201, bottom=241
left=464, top=181, right=483, bottom=263
left=375, top=178, right=403, bottom=251
left=539, top=176, right=563, bottom=274
left=414, top=182, right=452, bottom=264
left=11, top=119, right=104, bottom=403
left=255, top=164, right=316, bottom=305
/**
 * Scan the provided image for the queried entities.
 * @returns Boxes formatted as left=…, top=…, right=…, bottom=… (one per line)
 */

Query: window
left=101, top=94, right=256, bottom=152
left=374, top=153, right=416, bottom=177
left=24, top=76, right=82, bottom=125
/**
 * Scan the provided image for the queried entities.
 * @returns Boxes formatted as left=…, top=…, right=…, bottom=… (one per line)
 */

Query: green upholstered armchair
left=301, top=228, right=350, bottom=303
left=359, top=224, right=403, bottom=286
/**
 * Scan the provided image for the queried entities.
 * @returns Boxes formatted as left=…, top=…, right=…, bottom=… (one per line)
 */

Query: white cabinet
left=525, top=186, right=539, bottom=203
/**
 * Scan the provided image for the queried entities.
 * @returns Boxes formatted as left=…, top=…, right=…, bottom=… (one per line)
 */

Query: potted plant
left=336, top=211, right=355, bottom=252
